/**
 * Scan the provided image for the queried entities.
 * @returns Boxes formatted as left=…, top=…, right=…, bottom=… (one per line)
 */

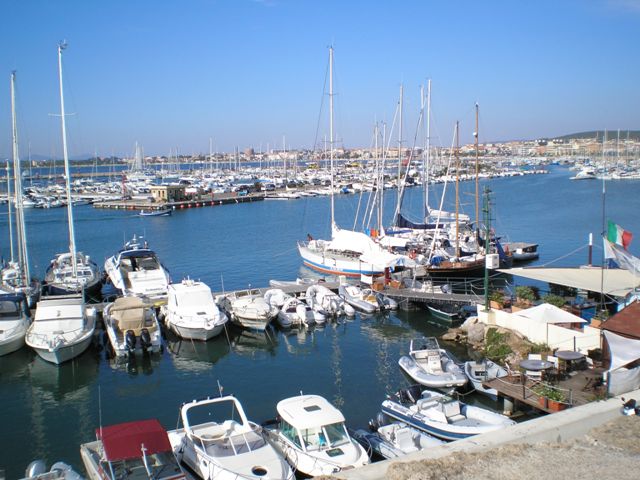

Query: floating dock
left=92, top=192, right=264, bottom=211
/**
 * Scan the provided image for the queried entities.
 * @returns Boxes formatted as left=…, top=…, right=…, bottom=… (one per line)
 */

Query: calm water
left=0, top=166, right=639, bottom=477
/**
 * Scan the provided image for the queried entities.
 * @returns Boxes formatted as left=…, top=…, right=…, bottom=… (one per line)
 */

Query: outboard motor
left=25, top=460, right=47, bottom=478
left=125, top=329, right=137, bottom=353
left=51, top=462, right=83, bottom=480
left=375, top=292, right=387, bottom=311
left=140, top=328, right=152, bottom=352
left=398, top=384, right=423, bottom=404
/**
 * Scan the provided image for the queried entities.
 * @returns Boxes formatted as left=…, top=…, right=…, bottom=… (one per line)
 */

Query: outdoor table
left=556, top=350, right=585, bottom=373
left=519, top=359, right=553, bottom=371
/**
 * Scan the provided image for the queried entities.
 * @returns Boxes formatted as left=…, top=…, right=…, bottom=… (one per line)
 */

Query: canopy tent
left=499, top=267, right=640, bottom=298
left=97, top=419, right=172, bottom=461
left=514, top=303, right=587, bottom=324
left=603, top=330, right=640, bottom=372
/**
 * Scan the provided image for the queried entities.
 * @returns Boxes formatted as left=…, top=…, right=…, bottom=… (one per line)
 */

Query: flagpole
left=600, top=130, right=606, bottom=312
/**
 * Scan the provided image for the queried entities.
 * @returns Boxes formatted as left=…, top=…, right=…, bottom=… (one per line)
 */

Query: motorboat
left=104, top=234, right=170, bottom=301
left=305, top=284, right=355, bottom=318
left=463, top=359, right=509, bottom=400
left=502, top=242, right=539, bottom=263
left=161, top=279, right=228, bottom=341
left=25, top=294, right=96, bottom=365
left=139, top=208, right=172, bottom=217
left=380, top=385, right=516, bottom=441
left=398, top=338, right=468, bottom=390
left=338, top=284, right=397, bottom=313
left=80, top=418, right=186, bottom=480
left=216, top=289, right=278, bottom=331
left=264, top=289, right=324, bottom=327
left=44, top=251, right=102, bottom=296
left=351, top=421, right=444, bottom=459
left=1, top=262, right=41, bottom=308
left=168, top=395, right=293, bottom=480
left=0, top=293, right=31, bottom=356
left=102, top=296, right=162, bottom=357
left=263, top=394, right=369, bottom=476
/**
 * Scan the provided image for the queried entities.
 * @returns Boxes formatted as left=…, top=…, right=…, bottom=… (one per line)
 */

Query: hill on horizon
left=554, top=130, right=640, bottom=142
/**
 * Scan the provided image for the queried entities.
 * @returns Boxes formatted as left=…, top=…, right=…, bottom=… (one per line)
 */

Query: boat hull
left=298, top=244, right=386, bottom=277
left=30, top=332, right=93, bottom=365
left=398, top=356, right=468, bottom=389
left=0, top=332, right=26, bottom=356
left=166, top=321, right=224, bottom=341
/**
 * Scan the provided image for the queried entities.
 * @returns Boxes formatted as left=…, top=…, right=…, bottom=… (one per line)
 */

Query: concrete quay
left=337, top=389, right=639, bottom=480
left=92, top=192, right=264, bottom=210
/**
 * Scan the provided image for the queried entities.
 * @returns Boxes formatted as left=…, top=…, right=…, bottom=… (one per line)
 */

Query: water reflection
left=166, top=333, right=231, bottom=372
left=229, top=328, right=278, bottom=357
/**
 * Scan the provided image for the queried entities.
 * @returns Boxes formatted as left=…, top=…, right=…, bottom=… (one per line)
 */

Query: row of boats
left=24, top=383, right=515, bottom=480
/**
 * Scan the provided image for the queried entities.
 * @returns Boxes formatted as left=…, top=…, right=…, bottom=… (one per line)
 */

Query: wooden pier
left=92, top=192, right=264, bottom=211
left=382, top=287, right=482, bottom=310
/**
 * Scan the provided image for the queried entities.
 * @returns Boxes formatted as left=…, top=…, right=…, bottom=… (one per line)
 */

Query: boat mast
left=474, top=103, right=479, bottom=233
left=57, top=41, right=78, bottom=276
left=455, top=121, right=460, bottom=258
left=329, top=46, right=335, bottom=227
left=10, top=71, right=30, bottom=285
left=5, top=159, right=15, bottom=263
left=396, top=84, right=403, bottom=208
left=424, top=80, right=431, bottom=222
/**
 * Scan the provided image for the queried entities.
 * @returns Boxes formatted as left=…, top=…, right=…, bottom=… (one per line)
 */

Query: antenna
left=217, top=380, right=224, bottom=397
left=98, top=385, right=103, bottom=440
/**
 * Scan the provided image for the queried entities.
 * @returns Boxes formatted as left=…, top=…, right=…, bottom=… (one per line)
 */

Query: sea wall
left=337, top=388, right=639, bottom=480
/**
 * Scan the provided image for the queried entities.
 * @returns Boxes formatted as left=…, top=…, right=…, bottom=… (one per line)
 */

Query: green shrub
left=483, top=328, right=512, bottom=362
left=533, top=384, right=566, bottom=402
left=541, top=293, right=566, bottom=308
left=515, top=286, right=536, bottom=302
left=529, top=342, right=550, bottom=354
left=489, top=290, right=505, bottom=303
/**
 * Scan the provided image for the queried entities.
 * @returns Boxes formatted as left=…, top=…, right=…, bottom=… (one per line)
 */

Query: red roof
left=96, top=419, right=172, bottom=461
left=602, top=301, right=640, bottom=339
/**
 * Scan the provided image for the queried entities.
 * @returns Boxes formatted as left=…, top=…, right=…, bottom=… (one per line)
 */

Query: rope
left=538, top=244, right=589, bottom=267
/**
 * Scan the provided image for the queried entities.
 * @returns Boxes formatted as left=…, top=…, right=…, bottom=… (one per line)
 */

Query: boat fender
left=125, top=329, right=137, bottom=352
left=140, top=328, right=152, bottom=350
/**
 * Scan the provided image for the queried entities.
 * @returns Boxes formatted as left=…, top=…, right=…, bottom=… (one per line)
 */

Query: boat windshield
left=300, top=422, right=349, bottom=451
left=0, top=300, right=20, bottom=320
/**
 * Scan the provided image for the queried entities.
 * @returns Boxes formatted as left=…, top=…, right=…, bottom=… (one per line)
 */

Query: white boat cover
left=499, top=267, right=640, bottom=298
left=329, top=224, right=383, bottom=254
left=603, top=330, right=640, bottom=372
left=514, top=303, right=587, bottom=324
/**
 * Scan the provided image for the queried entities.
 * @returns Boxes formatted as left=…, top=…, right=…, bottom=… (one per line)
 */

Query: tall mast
left=6, top=160, right=15, bottom=262
left=397, top=84, right=403, bottom=207
left=329, top=46, right=335, bottom=226
left=474, top=103, right=479, bottom=230
left=58, top=41, right=78, bottom=276
left=455, top=121, right=460, bottom=258
left=424, top=79, right=431, bottom=221
left=11, top=71, right=30, bottom=285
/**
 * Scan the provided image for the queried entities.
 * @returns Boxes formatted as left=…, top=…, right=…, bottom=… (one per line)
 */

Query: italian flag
left=607, top=220, right=632, bottom=250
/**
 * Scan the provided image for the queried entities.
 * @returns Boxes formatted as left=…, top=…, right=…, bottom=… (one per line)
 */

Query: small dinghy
left=380, top=385, right=516, bottom=441
left=464, top=359, right=508, bottom=400
left=352, top=421, right=444, bottom=459
left=338, top=284, right=397, bottom=313
left=398, top=337, right=468, bottom=390
left=139, top=208, right=172, bottom=217
left=305, top=284, right=355, bottom=318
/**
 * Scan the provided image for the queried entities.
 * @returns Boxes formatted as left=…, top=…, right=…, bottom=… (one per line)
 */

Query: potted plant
left=541, top=293, right=566, bottom=309
left=533, top=384, right=568, bottom=412
left=515, top=286, right=536, bottom=306
left=489, top=290, right=506, bottom=310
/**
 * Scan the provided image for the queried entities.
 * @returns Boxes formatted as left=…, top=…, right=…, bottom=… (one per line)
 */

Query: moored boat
left=168, top=395, right=293, bottom=480
left=0, top=293, right=31, bottom=356
left=25, top=293, right=96, bottom=365
left=80, top=418, right=186, bottom=480
left=161, top=279, right=227, bottom=341
left=380, top=385, right=516, bottom=441
left=351, top=421, right=444, bottom=459
left=140, top=208, right=172, bottom=217
left=463, top=359, right=509, bottom=400
left=263, top=394, right=369, bottom=476
left=103, top=296, right=163, bottom=357
left=398, top=337, right=468, bottom=390
left=216, top=289, right=278, bottom=331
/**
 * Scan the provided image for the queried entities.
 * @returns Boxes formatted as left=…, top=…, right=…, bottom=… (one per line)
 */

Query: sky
left=0, top=0, right=638, bottom=158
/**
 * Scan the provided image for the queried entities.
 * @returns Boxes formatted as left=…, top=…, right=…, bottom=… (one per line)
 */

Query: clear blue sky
left=0, top=0, right=638, bottom=158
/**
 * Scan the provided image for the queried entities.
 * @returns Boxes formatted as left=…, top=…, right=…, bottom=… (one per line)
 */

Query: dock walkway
left=382, top=287, right=482, bottom=310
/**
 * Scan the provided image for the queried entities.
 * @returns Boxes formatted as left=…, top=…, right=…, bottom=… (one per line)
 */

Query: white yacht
left=216, top=289, right=278, bottom=331
left=81, top=418, right=186, bottom=480
left=161, top=279, right=228, bottom=341
left=398, top=337, right=468, bottom=390
left=263, top=394, right=369, bottom=476
left=102, top=296, right=162, bottom=357
left=168, top=395, right=293, bottom=480
left=25, top=294, right=96, bottom=364
left=0, top=293, right=31, bottom=356
left=104, top=234, right=170, bottom=301
left=44, top=251, right=102, bottom=296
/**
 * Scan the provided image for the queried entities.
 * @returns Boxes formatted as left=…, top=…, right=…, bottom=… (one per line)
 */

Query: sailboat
left=0, top=71, right=41, bottom=308
left=297, top=47, right=405, bottom=277
left=43, top=43, right=101, bottom=297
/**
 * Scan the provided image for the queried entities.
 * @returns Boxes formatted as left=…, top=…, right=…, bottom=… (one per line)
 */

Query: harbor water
left=1, top=165, right=639, bottom=477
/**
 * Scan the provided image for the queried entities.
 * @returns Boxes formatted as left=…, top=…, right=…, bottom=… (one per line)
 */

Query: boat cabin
left=109, top=297, right=157, bottom=336
left=276, top=395, right=351, bottom=452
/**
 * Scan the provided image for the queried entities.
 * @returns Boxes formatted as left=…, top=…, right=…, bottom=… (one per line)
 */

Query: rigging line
left=311, top=55, right=330, bottom=153
left=538, top=244, right=590, bottom=267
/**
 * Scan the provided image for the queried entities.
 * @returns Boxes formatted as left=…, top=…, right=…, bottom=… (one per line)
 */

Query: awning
left=499, top=267, right=640, bottom=298
left=97, top=419, right=172, bottom=461
left=603, top=330, right=640, bottom=371
left=514, top=303, right=587, bottom=324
